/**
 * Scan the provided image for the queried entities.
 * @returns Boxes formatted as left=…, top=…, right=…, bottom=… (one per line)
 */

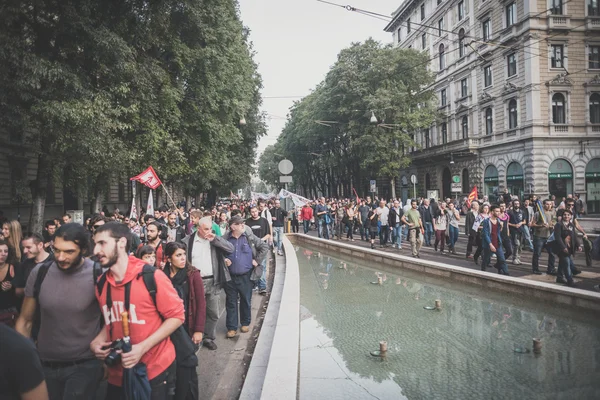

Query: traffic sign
left=452, top=175, right=460, bottom=183
left=280, top=175, right=293, bottom=183
left=278, top=159, right=294, bottom=175
left=451, top=182, right=461, bottom=192
left=410, top=174, right=417, bottom=184
left=370, top=180, right=376, bottom=192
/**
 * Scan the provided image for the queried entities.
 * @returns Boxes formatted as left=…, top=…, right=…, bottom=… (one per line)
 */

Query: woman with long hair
left=1, top=220, right=22, bottom=264
left=345, top=202, right=357, bottom=241
left=218, top=212, right=228, bottom=235
left=0, top=240, right=19, bottom=327
left=164, top=242, right=205, bottom=400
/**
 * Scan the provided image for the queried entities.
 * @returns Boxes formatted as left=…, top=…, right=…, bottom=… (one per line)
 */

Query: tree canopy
left=0, top=0, right=265, bottom=232
left=258, top=39, right=436, bottom=199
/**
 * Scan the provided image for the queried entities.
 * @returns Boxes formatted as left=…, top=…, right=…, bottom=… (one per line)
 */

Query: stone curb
left=289, top=234, right=600, bottom=313
left=239, top=236, right=300, bottom=399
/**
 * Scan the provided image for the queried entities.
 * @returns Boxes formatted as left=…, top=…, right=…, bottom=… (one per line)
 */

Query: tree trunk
left=29, top=153, right=50, bottom=235
left=390, top=176, right=396, bottom=199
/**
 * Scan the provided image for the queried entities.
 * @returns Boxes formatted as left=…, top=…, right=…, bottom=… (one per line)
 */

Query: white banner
left=146, top=190, right=154, bottom=216
left=251, top=191, right=275, bottom=201
left=129, top=197, right=137, bottom=220
left=277, top=189, right=310, bottom=207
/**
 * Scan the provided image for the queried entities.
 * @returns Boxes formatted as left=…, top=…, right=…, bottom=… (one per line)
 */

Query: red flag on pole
left=130, top=166, right=162, bottom=190
left=466, top=186, right=478, bottom=208
left=352, top=187, right=360, bottom=204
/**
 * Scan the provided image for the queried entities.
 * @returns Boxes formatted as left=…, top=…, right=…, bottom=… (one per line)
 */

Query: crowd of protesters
left=294, top=193, right=596, bottom=288
left=0, top=199, right=277, bottom=400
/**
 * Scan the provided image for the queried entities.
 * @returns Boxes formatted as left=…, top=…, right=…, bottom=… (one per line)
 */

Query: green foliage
left=261, top=39, right=436, bottom=198
left=0, top=0, right=264, bottom=215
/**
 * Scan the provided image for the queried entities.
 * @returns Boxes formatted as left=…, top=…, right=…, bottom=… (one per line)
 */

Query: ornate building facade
left=385, top=0, right=600, bottom=212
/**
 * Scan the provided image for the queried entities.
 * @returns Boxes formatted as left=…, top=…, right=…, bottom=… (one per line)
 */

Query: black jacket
left=554, top=221, right=576, bottom=256
left=465, top=211, right=477, bottom=235
left=389, top=208, right=403, bottom=226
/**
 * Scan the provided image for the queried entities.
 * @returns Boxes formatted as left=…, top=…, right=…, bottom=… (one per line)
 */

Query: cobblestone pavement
left=302, top=229, right=600, bottom=292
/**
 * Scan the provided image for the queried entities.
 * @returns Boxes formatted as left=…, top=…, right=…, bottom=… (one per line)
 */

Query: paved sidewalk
left=302, top=230, right=600, bottom=292
left=197, top=254, right=272, bottom=400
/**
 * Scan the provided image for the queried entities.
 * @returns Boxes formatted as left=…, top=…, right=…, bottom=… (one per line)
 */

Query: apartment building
left=385, top=0, right=600, bottom=212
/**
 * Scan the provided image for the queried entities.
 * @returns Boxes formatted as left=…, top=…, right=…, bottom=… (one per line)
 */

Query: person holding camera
left=16, top=223, right=104, bottom=399
left=91, top=222, right=185, bottom=400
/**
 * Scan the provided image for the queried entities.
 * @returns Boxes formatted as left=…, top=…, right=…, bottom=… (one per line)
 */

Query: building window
left=438, top=0, right=442, bottom=5
left=552, top=93, right=566, bottom=124
left=590, top=0, right=600, bottom=16
left=438, top=18, right=444, bottom=36
left=422, top=33, right=427, bottom=49
left=421, top=3, right=425, bottom=20
left=462, top=116, right=468, bottom=138
left=407, top=18, right=411, bottom=33
left=441, top=123, right=448, bottom=144
left=590, top=93, right=600, bottom=123
left=485, top=108, right=493, bottom=135
left=508, top=99, right=518, bottom=129
left=458, top=1, right=465, bottom=21
left=461, top=78, right=468, bottom=97
left=482, top=19, right=491, bottom=42
left=425, top=128, right=430, bottom=148
left=590, top=45, right=600, bottom=69
left=551, top=44, right=564, bottom=68
left=439, top=44, right=445, bottom=70
left=551, top=0, right=563, bottom=15
left=484, top=65, right=493, bottom=87
left=458, top=29, right=465, bottom=58
left=507, top=53, right=517, bottom=77
left=506, top=2, right=516, bottom=27
left=441, top=88, right=447, bottom=106
left=397, top=28, right=402, bottom=43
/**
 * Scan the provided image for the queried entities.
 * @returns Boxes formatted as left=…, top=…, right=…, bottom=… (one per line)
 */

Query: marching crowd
left=294, top=193, right=597, bottom=288
left=0, top=199, right=285, bottom=400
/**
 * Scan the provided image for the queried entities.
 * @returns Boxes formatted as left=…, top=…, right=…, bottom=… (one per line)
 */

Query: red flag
left=466, top=186, right=478, bottom=208
left=130, top=166, right=162, bottom=189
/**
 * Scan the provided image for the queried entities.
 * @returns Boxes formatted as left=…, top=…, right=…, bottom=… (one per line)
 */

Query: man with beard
left=140, top=222, right=167, bottom=268
left=165, top=212, right=185, bottom=243
left=42, top=220, right=57, bottom=254
left=90, top=222, right=184, bottom=399
left=508, top=199, right=525, bottom=265
left=16, top=224, right=104, bottom=399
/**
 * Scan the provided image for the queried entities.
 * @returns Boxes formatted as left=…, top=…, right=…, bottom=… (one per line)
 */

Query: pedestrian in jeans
left=446, top=202, right=460, bottom=254
left=16, top=224, right=104, bottom=400
left=482, top=205, right=509, bottom=275
left=473, top=204, right=489, bottom=265
left=552, top=209, right=577, bottom=287
left=531, top=199, right=556, bottom=275
left=433, top=202, right=448, bottom=254
left=508, top=199, right=525, bottom=265
left=402, top=200, right=424, bottom=258
left=301, top=204, right=313, bottom=234
left=419, top=199, right=434, bottom=247
left=389, top=201, right=403, bottom=249
left=245, top=207, right=271, bottom=295
left=465, top=201, right=479, bottom=259
left=270, top=200, right=287, bottom=256
left=376, top=200, right=390, bottom=248
left=315, top=198, right=329, bottom=239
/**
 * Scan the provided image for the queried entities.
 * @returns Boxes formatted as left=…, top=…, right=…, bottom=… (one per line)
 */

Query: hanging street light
left=370, top=111, right=378, bottom=124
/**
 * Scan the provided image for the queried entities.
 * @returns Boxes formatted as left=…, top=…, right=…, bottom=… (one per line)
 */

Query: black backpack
left=96, top=264, right=197, bottom=367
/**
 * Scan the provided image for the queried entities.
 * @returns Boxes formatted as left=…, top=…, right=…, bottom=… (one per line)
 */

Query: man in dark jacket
left=418, top=199, right=433, bottom=247
left=222, top=215, right=268, bottom=338
left=180, top=214, right=234, bottom=350
left=553, top=208, right=577, bottom=286
left=465, top=201, right=479, bottom=259
left=166, top=212, right=186, bottom=243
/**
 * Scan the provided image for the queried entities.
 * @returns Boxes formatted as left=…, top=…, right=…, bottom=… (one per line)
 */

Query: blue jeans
left=224, top=272, right=253, bottom=331
left=520, top=225, right=534, bottom=250
left=273, top=226, right=284, bottom=252
left=558, top=255, right=574, bottom=282
left=318, top=219, right=329, bottom=239
left=448, top=225, right=459, bottom=249
left=424, top=222, right=433, bottom=246
left=532, top=236, right=556, bottom=272
left=258, top=252, right=268, bottom=290
left=303, top=220, right=310, bottom=234
left=482, top=245, right=508, bottom=275
left=360, top=218, right=368, bottom=240
left=392, top=223, right=403, bottom=247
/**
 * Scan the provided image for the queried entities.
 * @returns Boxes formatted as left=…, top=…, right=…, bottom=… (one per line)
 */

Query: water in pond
left=297, top=246, right=600, bottom=400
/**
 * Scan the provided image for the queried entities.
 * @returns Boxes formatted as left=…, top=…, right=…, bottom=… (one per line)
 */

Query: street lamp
left=450, top=153, right=455, bottom=164
left=370, top=111, right=378, bottom=124
left=239, top=116, right=247, bottom=126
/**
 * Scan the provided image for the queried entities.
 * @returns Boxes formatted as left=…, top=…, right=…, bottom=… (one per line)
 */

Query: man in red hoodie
left=90, top=222, right=184, bottom=400
left=301, top=203, right=313, bottom=234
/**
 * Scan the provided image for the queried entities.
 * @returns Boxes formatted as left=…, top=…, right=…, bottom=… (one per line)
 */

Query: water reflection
left=298, top=246, right=600, bottom=400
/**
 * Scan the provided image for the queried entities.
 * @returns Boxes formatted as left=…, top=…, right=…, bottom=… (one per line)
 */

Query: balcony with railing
left=587, top=16, right=600, bottom=31
left=411, top=137, right=478, bottom=160
left=548, top=15, right=570, bottom=30
left=552, top=124, right=570, bottom=133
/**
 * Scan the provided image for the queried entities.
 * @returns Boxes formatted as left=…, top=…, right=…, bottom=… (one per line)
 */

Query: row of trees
left=1, top=0, right=265, bottom=232
left=258, top=39, right=436, bottom=200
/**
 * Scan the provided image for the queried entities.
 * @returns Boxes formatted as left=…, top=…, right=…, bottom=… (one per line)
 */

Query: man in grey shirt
left=376, top=200, right=390, bottom=248
left=16, top=223, right=103, bottom=400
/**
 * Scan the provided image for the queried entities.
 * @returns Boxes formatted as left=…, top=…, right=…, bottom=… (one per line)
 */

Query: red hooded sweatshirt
left=96, top=255, right=185, bottom=386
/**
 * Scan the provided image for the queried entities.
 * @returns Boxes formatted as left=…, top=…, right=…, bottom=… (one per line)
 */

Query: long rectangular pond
left=296, top=245, right=600, bottom=400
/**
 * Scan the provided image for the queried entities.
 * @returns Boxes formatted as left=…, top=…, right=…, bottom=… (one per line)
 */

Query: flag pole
left=161, top=183, right=178, bottom=210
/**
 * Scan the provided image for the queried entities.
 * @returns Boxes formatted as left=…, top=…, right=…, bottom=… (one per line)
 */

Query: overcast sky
left=238, top=0, right=401, bottom=158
